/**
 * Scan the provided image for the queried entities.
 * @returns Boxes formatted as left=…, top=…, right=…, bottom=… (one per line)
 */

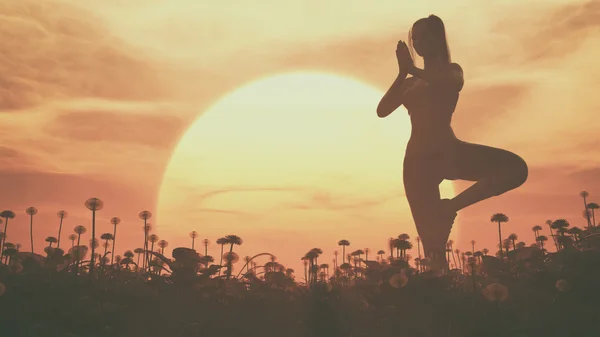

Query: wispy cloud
left=172, top=186, right=307, bottom=219
left=0, top=171, right=153, bottom=209
left=189, top=186, right=305, bottom=203
left=490, top=0, right=600, bottom=64
left=0, top=1, right=173, bottom=112
left=168, top=185, right=403, bottom=222
left=285, top=190, right=402, bottom=212
left=43, top=108, right=186, bottom=149
left=195, top=208, right=249, bottom=215
left=453, top=82, right=532, bottom=140
left=0, top=146, right=42, bottom=171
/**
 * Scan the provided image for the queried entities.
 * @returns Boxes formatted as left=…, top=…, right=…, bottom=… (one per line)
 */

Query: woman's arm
left=376, top=71, right=415, bottom=118
left=408, top=63, right=464, bottom=92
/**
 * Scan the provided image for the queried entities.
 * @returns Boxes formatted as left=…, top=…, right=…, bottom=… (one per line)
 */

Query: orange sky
left=1, top=0, right=599, bottom=277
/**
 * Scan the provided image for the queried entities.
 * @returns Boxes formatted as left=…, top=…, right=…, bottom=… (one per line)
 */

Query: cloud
left=57, top=0, right=479, bottom=65
left=453, top=82, right=532, bottom=140
left=0, top=170, right=155, bottom=210
left=195, top=208, right=249, bottom=216
left=0, top=99, right=194, bottom=181
left=189, top=187, right=304, bottom=202
left=525, top=0, right=600, bottom=61
left=153, top=187, right=305, bottom=226
left=171, top=185, right=401, bottom=221
left=491, top=0, right=600, bottom=64
left=0, top=146, right=20, bottom=158
left=43, top=107, right=186, bottom=149
left=567, top=167, right=600, bottom=191
left=0, top=146, right=45, bottom=171
left=175, top=186, right=304, bottom=219
left=239, top=1, right=598, bottom=83
left=265, top=34, right=402, bottom=87
left=286, top=190, right=401, bottom=212
left=0, top=0, right=172, bottom=112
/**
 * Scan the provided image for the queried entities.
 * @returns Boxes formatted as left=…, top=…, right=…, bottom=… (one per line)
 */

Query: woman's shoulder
left=448, top=63, right=464, bottom=91
left=449, top=63, right=463, bottom=74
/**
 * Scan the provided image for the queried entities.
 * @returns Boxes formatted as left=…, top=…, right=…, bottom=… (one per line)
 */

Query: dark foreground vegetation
left=1, top=193, right=600, bottom=337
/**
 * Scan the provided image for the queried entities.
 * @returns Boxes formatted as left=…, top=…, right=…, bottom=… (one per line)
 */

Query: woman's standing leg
left=403, top=155, right=448, bottom=270
left=443, top=141, right=528, bottom=214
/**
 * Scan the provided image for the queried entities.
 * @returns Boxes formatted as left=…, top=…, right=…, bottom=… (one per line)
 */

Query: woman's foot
left=432, top=199, right=458, bottom=252
left=426, top=250, right=448, bottom=276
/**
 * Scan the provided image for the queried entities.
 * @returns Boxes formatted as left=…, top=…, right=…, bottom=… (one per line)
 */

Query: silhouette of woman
left=376, top=15, right=528, bottom=270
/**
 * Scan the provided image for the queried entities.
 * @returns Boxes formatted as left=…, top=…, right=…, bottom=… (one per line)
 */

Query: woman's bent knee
left=510, top=153, right=528, bottom=188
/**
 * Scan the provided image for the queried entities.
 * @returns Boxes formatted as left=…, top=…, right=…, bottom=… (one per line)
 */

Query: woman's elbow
left=376, top=106, right=391, bottom=118
left=376, top=101, right=395, bottom=118
left=455, top=78, right=464, bottom=92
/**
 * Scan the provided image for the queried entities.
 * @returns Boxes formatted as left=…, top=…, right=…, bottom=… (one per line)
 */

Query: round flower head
left=9, top=261, right=23, bottom=274
left=555, top=279, right=570, bottom=292
left=482, top=283, right=509, bottom=302
left=326, top=283, right=333, bottom=292
left=389, top=273, right=409, bottom=288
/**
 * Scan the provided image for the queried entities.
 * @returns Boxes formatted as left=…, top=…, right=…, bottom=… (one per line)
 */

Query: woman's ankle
left=426, top=251, right=448, bottom=271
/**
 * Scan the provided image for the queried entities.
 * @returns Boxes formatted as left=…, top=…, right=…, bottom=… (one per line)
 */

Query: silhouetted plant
left=491, top=213, right=508, bottom=258
left=0, top=211, right=15, bottom=260
left=56, top=210, right=68, bottom=249
left=587, top=202, right=599, bottom=227
left=216, top=237, right=227, bottom=276
left=0, top=193, right=599, bottom=337
left=85, top=198, right=103, bottom=276
left=148, top=234, right=159, bottom=259
left=189, top=231, right=198, bottom=250
left=202, top=238, right=210, bottom=256
left=100, top=233, right=114, bottom=263
left=223, top=235, right=243, bottom=280
left=110, top=217, right=121, bottom=265
left=25, top=207, right=37, bottom=254
left=157, top=240, right=169, bottom=255
left=338, top=239, right=350, bottom=264
left=134, top=248, right=144, bottom=267
left=138, top=211, right=152, bottom=269
left=45, top=236, right=57, bottom=248
left=580, top=191, right=591, bottom=228
left=68, top=234, right=77, bottom=248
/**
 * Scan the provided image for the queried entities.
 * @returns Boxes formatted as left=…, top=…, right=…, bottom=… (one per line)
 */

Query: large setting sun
left=157, top=72, right=455, bottom=270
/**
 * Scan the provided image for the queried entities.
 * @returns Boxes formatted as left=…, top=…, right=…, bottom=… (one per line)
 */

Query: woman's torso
left=403, top=77, right=459, bottom=157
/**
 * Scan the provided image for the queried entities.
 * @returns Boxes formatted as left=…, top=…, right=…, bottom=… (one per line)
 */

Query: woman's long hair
left=408, top=15, right=452, bottom=65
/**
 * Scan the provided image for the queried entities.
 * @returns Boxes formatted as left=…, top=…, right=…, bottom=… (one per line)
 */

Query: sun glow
left=157, top=72, right=456, bottom=270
